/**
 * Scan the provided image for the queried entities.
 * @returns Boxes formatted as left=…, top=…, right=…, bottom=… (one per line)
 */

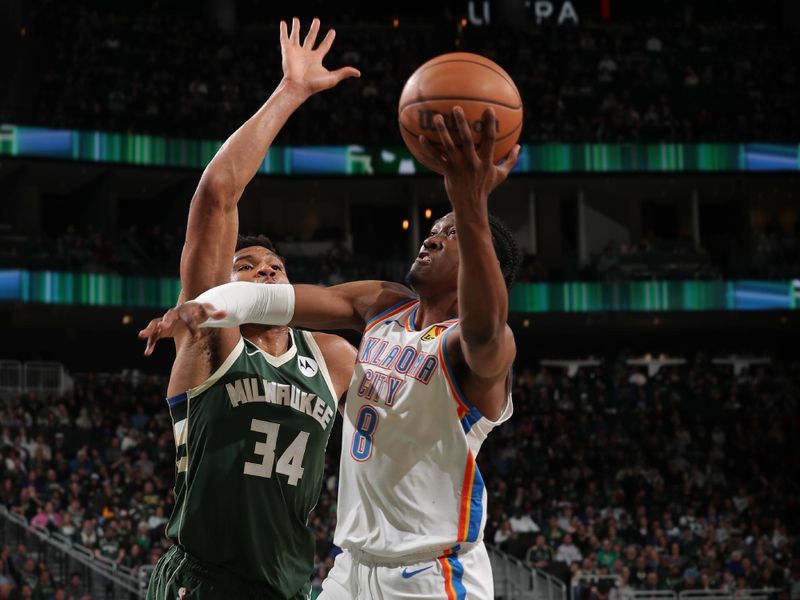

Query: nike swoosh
left=245, top=348, right=261, bottom=356
left=401, top=565, right=433, bottom=579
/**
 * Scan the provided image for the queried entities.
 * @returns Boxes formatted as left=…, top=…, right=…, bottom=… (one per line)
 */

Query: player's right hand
left=279, top=17, right=360, bottom=99
left=417, top=106, right=520, bottom=209
left=138, top=302, right=227, bottom=356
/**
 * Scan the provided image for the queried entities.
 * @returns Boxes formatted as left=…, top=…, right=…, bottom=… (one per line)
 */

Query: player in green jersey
left=142, top=18, right=359, bottom=600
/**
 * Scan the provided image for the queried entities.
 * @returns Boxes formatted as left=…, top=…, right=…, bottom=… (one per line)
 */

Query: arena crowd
left=1, top=353, right=797, bottom=598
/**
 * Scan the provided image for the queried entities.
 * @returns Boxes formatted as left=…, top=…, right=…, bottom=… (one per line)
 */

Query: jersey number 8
left=350, top=405, right=379, bottom=462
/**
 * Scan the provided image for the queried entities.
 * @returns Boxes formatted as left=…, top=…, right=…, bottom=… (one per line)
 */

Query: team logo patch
left=421, top=325, right=447, bottom=342
left=177, top=588, right=187, bottom=599
left=297, top=355, right=319, bottom=377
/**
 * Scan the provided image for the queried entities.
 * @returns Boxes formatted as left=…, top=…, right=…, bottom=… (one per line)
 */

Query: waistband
left=344, top=542, right=481, bottom=567
left=171, top=545, right=282, bottom=599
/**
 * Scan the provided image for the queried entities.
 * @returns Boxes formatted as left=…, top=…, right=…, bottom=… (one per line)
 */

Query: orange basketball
left=398, top=52, right=523, bottom=174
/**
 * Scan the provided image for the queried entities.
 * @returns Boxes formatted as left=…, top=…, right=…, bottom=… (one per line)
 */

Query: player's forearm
left=189, top=281, right=365, bottom=331
left=202, top=80, right=308, bottom=205
left=453, top=203, right=509, bottom=344
left=194, top=282, right=296, bottom=328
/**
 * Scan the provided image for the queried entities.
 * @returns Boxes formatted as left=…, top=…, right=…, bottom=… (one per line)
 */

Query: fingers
left=496, top=144, right=521, bottom=178
left=303, top=17, right=320, bottom=49
left=476, top=108, right=497, bottom=161
left=139, top=303, right=221, bottom=355
left=180, top=308, right=203, bottom=340
left=137, top=318, right=160, bottom=340
left=143, top=323, right=166, bottom=356
left=144, top=334, right=158, bottom=357
left=331, top=66, right=361, bottom=83
left=433, top=114, right=458, bottom=162
left=208, top=308, right=228, bottom=320
left=139, top=319, right=157, bottom=355
left=452, top=106, right=479, bottom=163
left=144, top=322, right=172, bottom=356
left=417, top=135, right=447, bottom=170
left=316, top=28, right=336, bottom=56
left=279, top=20, right=288, bottom=45
left=289, top=17, right=300, bottom=43
left=178, top=302, right=220, bottom=340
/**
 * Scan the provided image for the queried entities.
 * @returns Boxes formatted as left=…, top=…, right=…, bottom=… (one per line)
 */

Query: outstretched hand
left=280, top=17, right=361, bottom=99
left=417, top=107, right=520, bottom=207
left=138, top=302, right=227, bottom=356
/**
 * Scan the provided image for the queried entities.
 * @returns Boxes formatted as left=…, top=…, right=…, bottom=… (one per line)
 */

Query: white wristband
left=193, top=282, right=295, bottom=328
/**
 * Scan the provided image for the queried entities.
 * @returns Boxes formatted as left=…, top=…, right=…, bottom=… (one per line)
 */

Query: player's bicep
left=452, top=324, right=516, bottom=382
left=180, top=181, right=240, bottom=299
left=292, top=281, right=414, bottom=332
left=444, top=326, right=514, bottom=422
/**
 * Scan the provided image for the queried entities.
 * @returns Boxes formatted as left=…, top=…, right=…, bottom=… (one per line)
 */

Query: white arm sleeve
left=193, top=282, right=295, bottom=328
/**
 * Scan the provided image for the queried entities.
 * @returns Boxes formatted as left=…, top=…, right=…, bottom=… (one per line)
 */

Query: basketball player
left=141, top=18, right=360, bottom=600
left=141, top=106, right=521, bottom=599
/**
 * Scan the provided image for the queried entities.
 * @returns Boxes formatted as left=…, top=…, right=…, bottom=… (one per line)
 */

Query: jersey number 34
left=244, top=418, right=309, bottom=486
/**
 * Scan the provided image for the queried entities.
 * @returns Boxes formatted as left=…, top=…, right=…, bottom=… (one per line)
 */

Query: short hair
left=488, top=214, right=521, bottom=290
left=234, top=234, right=286, bottom=264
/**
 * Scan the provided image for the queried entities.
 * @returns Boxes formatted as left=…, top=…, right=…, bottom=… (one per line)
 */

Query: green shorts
left=146, top=545, right=311, bottom=600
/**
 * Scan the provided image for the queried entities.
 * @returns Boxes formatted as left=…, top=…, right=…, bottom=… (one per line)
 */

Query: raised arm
left=418, top=107, right=520, bottom=416
left=180, top=18, right=360, bottom=300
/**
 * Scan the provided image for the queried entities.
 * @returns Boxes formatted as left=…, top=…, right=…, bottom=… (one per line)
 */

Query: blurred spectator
left=509, top=504, right=540, bottom=535
left=494, top=519, right=517, bottom=553
left=556, top=534, right=584, bottom=565
left=597, top=539, right=619, bottom=569
left=527, top=534, right=555, bottom=570
left=30, top=502, right=62, bottom=530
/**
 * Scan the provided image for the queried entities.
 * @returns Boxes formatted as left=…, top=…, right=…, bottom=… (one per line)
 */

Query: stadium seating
left=18, top=3, right=800, bottom=144
left=0, top=354, right=795, bottom=597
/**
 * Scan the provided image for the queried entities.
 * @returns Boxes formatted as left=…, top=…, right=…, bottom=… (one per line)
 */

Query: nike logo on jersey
left=401, top=565, right=433, bottom=579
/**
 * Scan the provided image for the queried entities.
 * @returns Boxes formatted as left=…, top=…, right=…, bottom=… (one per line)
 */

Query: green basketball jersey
left=165, top=331, right=338, bottom=597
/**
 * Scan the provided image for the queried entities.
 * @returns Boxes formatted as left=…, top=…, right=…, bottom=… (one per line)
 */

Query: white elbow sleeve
left=194, top=282, right=295, bottom=328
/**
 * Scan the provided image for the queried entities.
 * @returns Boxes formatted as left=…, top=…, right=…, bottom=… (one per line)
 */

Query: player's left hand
left=417, top=106, right=520, bottom=207
left=138, top=302, right=227, bottom=356
left=280, top=17, right=361, bottom=100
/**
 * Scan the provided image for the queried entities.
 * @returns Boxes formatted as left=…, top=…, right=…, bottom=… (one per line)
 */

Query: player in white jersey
left=141, top=105, right=521, bottom=599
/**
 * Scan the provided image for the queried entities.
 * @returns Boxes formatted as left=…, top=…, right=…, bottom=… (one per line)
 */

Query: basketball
left=398, top=52, right=523, bottom=173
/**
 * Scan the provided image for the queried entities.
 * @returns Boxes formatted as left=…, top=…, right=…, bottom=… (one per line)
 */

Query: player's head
left=406, top=212, right=520, bottom=293
left=232, top=234, right=289, bottom=285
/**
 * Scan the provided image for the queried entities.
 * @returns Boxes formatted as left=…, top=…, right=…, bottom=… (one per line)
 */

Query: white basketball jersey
left=333, top=299, right=513, bottom=559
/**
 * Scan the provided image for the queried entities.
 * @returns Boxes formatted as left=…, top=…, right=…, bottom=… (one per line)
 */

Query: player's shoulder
left=333, top=279, right=416, bottom=324
left=443, top=321, right=516, bottom=344
left=307, top=332, right=358, bottom=372
left=363, top=282, right=418, bottom=324
left=307, top=331, right=358, bottom=400
left=308, top=331, right=356, bottom=354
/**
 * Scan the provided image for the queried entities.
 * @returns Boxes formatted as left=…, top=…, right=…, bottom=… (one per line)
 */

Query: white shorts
left=319, top=543, right=493, bottom=600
